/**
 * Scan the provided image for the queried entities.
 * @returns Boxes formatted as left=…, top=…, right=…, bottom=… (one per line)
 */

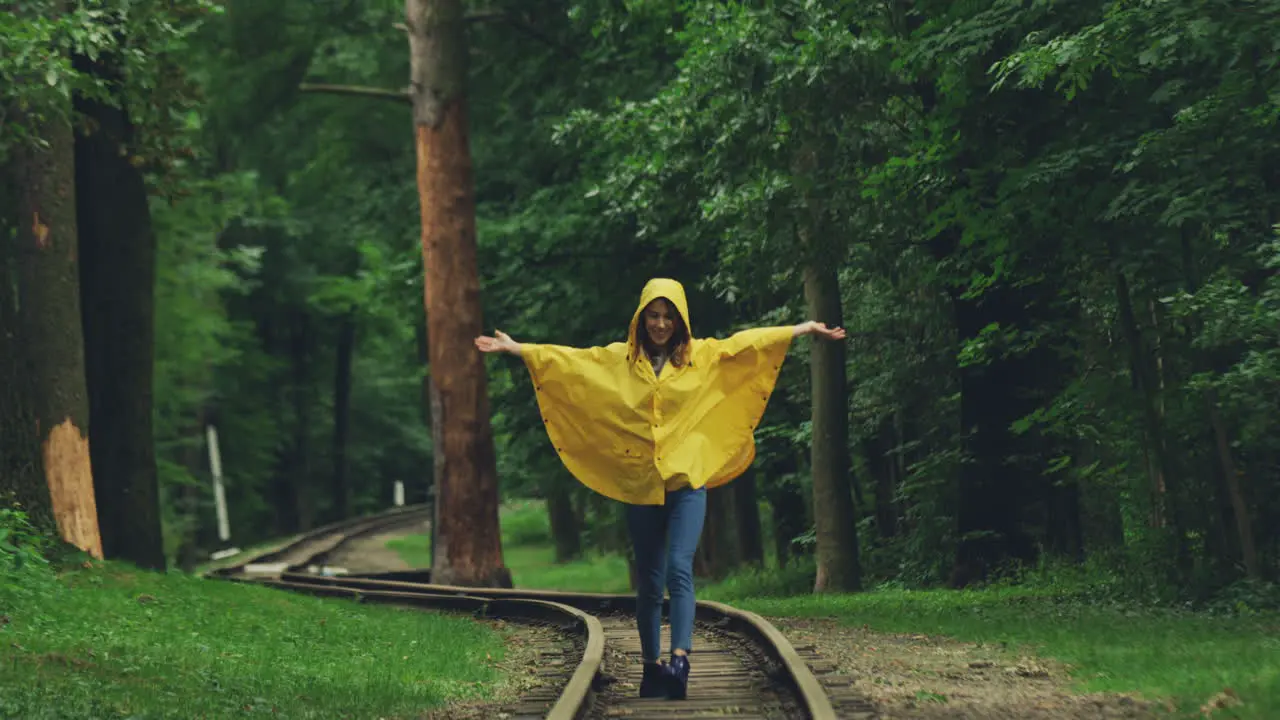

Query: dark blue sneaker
left=665, top=653, right=690, bottom=700
left=639, top=661, right=667, bottom=698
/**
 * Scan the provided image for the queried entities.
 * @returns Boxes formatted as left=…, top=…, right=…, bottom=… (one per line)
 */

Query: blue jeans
left=626, top=486, right=707, bottom=663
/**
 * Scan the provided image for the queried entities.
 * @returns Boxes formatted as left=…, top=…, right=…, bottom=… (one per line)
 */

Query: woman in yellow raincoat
left=475, top=278, right=844, bottom=700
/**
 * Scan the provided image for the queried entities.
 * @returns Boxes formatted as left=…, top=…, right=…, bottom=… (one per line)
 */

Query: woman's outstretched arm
left=474, top=329, right=523, bottom=357
left=698, top=321, right=846, bottom=363
left=791, top=320, right=847, bottom=340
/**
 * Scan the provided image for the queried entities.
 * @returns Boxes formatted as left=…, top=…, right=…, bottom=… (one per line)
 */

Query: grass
left=502, top=543, right=632, bottom=593
left=6, top=500, right=1267, bottom=718
left=0, top=560, right=512, bottom=719
left=704, top=570, right=1279, bottom=719
left=387, top=499, right=1277, bottom=718
left=401, top=498, right=1277, bottom=718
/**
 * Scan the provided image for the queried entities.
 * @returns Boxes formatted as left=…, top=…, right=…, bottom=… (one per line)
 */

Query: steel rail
left=279, top=572, right=842, bottom=720
left=207, top=504, right=432, bottom=578
left=207, top=507, right=604, bottom=719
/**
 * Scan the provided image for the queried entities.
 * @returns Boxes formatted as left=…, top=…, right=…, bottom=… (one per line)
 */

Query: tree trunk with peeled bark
left=73, top=53, right=166, bottom=570
left=406, top=0, right=509, bottom=587
left=0, top=106, right=103, bottom=559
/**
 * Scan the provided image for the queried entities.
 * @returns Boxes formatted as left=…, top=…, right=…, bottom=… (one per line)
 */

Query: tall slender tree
left=405, top=0, right=509, bottom=587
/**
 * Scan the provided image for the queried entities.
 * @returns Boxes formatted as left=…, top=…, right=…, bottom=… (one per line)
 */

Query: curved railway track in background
left=209, top=507, right=877, bottom=720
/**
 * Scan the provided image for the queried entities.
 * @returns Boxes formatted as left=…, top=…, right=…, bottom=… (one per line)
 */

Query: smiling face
left=642, top=298, right=679, bottom=350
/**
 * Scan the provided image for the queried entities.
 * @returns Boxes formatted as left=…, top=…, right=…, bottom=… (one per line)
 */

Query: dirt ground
left=772, top=617, right=1171, bottom=719
left=417, top=620, right=567, bottom=720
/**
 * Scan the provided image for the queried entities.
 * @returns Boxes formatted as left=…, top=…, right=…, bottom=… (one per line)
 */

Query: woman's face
left=642, top=298, right=678, bottom=349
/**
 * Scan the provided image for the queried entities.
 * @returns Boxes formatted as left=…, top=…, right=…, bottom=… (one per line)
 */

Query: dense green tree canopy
left=3, top=0, right=1277, bottom=598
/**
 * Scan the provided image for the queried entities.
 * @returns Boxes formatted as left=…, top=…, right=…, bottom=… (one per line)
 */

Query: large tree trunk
left=331, top=312, right=356, bottom=521
left=0, top=107, right=103, bottom=559
left=804, top=263, right=862, bottom=592
left=407, top=0, right=509, bottom=587
left=73, top=54, right=165, bottom=570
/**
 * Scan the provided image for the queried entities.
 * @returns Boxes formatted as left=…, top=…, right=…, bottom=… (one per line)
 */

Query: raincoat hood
left=626, top=278, right=692, bottom=363
left=519, top=280, right=795, bottom=506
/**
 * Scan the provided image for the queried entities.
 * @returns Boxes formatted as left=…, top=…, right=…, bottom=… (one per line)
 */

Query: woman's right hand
left=474, top=329, right=522, bottom=356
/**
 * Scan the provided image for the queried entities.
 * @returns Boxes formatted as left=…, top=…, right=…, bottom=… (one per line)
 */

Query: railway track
left=212, top=503, right=433, bottom=578
left=210, top=508, right=877, bottom=719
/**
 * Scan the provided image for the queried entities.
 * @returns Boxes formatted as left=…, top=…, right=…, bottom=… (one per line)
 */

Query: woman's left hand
left=797, top=321, right=846, bottom=340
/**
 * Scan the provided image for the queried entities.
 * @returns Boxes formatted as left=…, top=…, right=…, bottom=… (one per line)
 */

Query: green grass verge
left=705, top=574, right=1279, bottom=719
left=502, top=544, right=632, bottom=594
left=0, top=561, right=510, bottom=719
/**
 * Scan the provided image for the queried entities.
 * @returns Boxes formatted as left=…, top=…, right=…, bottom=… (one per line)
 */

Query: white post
left=206, top=425, right=231, bottom=543
left=393, top=480, right=405, bottom=507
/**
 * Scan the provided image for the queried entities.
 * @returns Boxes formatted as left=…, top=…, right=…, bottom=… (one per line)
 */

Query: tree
left=805, top=261, right=862, bottom=592
left=74, top=52, right=166, bottom=570
left=1, top=101, right=102, bottom=559
left=99, top=0, right=1280, bottom=595
left=405, top=0, right=509, bottom=587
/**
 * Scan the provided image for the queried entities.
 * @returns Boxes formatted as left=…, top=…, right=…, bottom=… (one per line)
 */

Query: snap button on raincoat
left=521, top=278, right=793, bottom=506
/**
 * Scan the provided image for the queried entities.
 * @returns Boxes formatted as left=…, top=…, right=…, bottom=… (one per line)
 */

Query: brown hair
left=635, top=298, right=690, bottom=368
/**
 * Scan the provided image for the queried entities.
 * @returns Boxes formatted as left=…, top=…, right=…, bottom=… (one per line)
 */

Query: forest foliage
left=3, top=0, right=1278, bottom=603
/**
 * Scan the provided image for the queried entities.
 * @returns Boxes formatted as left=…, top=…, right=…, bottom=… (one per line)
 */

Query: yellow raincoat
left=521, top=278, right=794, bottom=506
